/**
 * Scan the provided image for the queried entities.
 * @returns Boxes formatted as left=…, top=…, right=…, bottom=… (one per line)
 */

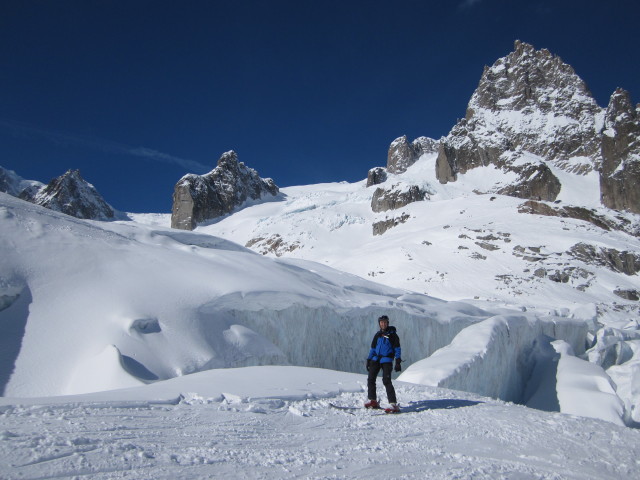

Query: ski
left=329, top=403, right=400, bottom=414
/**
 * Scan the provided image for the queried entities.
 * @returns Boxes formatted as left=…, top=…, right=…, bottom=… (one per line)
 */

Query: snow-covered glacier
left=1, top=192, right=629, bottom=425
left=0, top=192, right=501, bottom=397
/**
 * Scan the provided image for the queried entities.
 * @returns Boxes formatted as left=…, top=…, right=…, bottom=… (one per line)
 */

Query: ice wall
left=587, top=326, right=640, bottom=425
left=398, top=314, right=588, bottom=403
left=208, top=305, right=476, bottom=375
left=192, top=291, right=498, bottom=374
left=553, top=341, right=626, bottom=426
left=196, top=294, right=588, bottom=385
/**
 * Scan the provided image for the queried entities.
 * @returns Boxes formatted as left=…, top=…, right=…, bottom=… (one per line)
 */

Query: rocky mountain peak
left=470, top=40, right=593, bottom=116
left=171, top=151, right=279, bottom=230
left=32, top=169, right=116, bottom=220
left=217, top=150, right=240, bottom=169
left=387, top=136, right=415, bottom=174
left=387, top=136, right=438, bottom=174
left=433, top=41, right=610, bottom=205
left=600, top=88, right=640, bottom=213
left=463, top=40, right=603, bottom=165
left=604, top=88, right=638, bottom=132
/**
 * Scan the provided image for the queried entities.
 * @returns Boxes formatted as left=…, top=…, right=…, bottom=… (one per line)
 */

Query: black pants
left=367, top=361, right=396, bottom=404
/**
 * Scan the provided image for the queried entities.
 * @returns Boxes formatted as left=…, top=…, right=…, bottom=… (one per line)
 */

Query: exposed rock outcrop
left=31, top=169, right=115, bottom=220
left=371, top=184, right=431, bottom=213
left=372, top=213, right=410, bottom=236
left=367, top=136, right=438, bottom=212
left=567, top=243, right=640, bottom=276
left=600, top=88, right=640, bottom=213
left=435, top=40, right=604, bottom=201
left=518, top=200, right=640, bottom=237
left=366, top=167, right=388, bottom=187
left=171, top=151, right=279, bottom=230
left=387, top=136, right=438, bottom=174
left=495, top=159, right=561, bottom=201
left=245, top=234, right=300, bottom=257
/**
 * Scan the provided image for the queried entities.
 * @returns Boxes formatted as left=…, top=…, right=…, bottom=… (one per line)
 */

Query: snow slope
left=3, top=191, right=582, bottom=402
left=198, top=153, right=640, bottom=314
left=0, top=193, right=429, bottom=396
left=3, top=190, right=634, bottom=426
left=1, top=366, right=639, bottom=480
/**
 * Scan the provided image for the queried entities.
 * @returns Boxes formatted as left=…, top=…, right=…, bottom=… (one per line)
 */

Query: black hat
left=378, top=315, right=389, bottom=323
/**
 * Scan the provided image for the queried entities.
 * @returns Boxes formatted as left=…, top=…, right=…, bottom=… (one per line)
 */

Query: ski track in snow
left=2, top=384, right=639, bottom=480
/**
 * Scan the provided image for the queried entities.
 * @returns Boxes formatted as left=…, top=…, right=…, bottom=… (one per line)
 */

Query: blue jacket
left=368, top=326, right=401, bottom=364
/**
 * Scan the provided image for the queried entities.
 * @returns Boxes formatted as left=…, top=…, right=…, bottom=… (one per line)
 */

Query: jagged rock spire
left=171, top=151, right=279, bottom=230
left=435, top=41, right=605, bottom=202
left=600, top=88, right=640, bottom=213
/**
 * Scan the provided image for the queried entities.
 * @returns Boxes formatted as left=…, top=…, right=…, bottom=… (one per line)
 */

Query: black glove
left=394, top=358, right=402, bottom=372
left=366, top=359, right=372, bottom=372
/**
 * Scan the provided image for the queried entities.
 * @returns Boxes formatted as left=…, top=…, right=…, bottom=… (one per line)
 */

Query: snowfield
left=2, top=367, right=640, bottom=479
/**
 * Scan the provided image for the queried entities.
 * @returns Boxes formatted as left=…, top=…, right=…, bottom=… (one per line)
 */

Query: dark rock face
left=387, top=136, right=439, bottom=174
left=496, top=161, right=562, bottom=201
left=31, top=170, right=115, bottom=220
left=600, top=88, right=640, bottom=214
left=387, top=136, right=415, bottom=174
left=412, top=136, right=440, bottom=158
left=367, top=136, right=438, bottom=213
left=518, top=200, right=640, bottom=236
left=171, top=151, right=279, bottom=230
left=372, top=213, right=410, bottom=236
left=366, top=167, right=388, bottom=187
left=436, top=40, right=603, bottom=201
left=568, top=242, right=640, bottom=276
left=614, top=289, right=640, bottom=301
left=371, top=184, right=430, bottom=213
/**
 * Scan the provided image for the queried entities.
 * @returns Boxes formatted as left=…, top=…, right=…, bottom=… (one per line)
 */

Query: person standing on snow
left=365, top=315, right=402, bottom=412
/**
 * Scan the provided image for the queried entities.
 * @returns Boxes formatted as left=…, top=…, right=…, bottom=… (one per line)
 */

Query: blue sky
left=1, top=0, right=639, bottom=213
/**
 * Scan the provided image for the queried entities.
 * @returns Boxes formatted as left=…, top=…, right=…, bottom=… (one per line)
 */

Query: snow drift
left=399, top=316, right=627, bottom=426
left=3, top=366, right=639, bottom=479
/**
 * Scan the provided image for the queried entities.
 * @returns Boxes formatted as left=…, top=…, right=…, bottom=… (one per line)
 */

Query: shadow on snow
left=401, top=399, right=483, bottom=413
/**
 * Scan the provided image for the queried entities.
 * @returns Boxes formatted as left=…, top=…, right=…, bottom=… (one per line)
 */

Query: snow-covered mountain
left=435, top=40, right=640, bottom=212
left=171, top=150, right=278, bottom=230
left=177, top=45, right=640, bottom=427
left=30, top=169, right=117, bottom=221
left=438, top=40, right=603, bottom=184
left=0, top=166, right=43, bottom=200
left=0, top=166, right=118, bottom=221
